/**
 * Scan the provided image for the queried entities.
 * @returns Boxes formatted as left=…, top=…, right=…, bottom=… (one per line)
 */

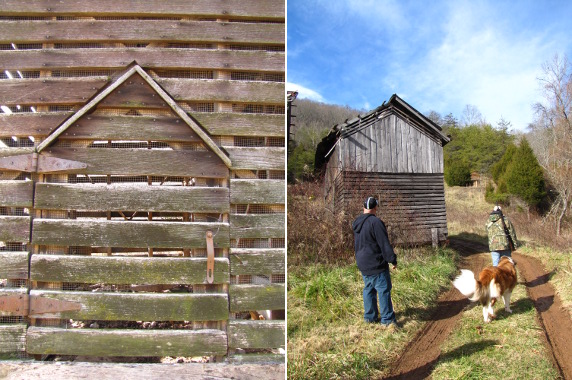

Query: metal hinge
left=0, top=294, right=81, bottom=316
left=206, top=230, right=215, bottom=284
left=0, top=153, right=87, bottom=173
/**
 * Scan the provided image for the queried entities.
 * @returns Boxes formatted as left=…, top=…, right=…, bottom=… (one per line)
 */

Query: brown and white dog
left=453, top=256, right=517, bottom=322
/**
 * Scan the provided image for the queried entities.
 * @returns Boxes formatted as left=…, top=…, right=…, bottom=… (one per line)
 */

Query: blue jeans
left=491, top=249, right=512, bottom=266
left=362, top=269, right=396, bottom=325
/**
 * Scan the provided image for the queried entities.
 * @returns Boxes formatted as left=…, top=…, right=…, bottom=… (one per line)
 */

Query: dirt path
left=385, top=237, right=572, bottom=379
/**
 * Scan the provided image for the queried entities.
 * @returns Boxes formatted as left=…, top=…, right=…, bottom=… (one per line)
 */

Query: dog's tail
left=453, top=269, right=487, bottom=303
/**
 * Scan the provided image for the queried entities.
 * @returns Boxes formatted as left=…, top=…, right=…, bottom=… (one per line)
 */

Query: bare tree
left=531, top=54, right=572, bottom=236
left=461, top=104, right=485, bottom=126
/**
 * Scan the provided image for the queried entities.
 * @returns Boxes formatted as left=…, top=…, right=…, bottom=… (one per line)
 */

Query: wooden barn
left=0, top=1, right=285, bottom=363
left=316, top=94, right=450, bottom=246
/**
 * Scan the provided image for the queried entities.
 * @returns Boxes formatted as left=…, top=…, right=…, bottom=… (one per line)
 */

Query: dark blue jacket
left=352, top=213, right=397, bottom=275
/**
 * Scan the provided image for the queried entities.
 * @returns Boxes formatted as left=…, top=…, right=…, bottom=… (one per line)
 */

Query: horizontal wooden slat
left=230, top=179, right=284, bottom=204
left=230, top=284, right=284, bottom=312
left=230, top=249, right=284, bottom=275
left=26, top=327, right=227, bottom=357
left=31, top=254, right=229, bottom=285
left=0, top=289, right=28, bottom=317
left=35, top=183, right=229, bottom=213
left=0, top=252, right=29, bottom=279
left=0, top=49, right=284, bottom=72
left=0, top=113, right=71, bottom=138
left=230, top=214, right=285, bottom=239
left=228, top=353, right=285, bottom=364
left=0, top=215, right=30, bottom=243
left=0, top=0, right=285, bottom=20
left=226, top=147, right=285, bottom=170
left=193, top=113, right=285, bottom=137
left=40, top=147, right=229, bottom=177
left=0, top=78, right=108, bottom=105
left=228, top=320, right=284, bottom=349
left=29, top=290, right=228, bottom=321
left=32, top=219, right=230, bottom=248
left=0, top=324, right=26, bottom=355
left=59, top=115, right=200, bottom=142
left=0, top=180, right=33, bottom=208
left=0, top=20, right=284, bottom=45
left=0, top=148, right=34, bottom=158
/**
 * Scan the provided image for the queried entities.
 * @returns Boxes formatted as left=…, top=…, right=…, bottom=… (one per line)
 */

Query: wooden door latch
left=206, top=230, right=215, bottom=284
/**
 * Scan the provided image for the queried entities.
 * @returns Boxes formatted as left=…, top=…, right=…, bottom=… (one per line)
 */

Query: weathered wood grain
left=0, top=216, right=30, bottom=243
left=34, top=183, right=230, bottom=213
left=230, top=249, right=285, bottom=275
left=0, top=252, right=29, bottom=280
left=28, top=290, right=228, bottom=321
left=229, top=284, right=284, bottom=312
left=0, top=20, right=284, bottom=45
left=98, top=73, right=170, bottom=108
left=31, top=254, right=229, bottom=285
left=26, top=327, right=227, bottom=357
left=0, top=0, right=285, bottom=20
left=0, top=180, right=33, bottom=208
left=230, top=179, right=284, bottom=204
left=0, top=49, right=284, bottom=72
left=228, top=320, right=285, bottom=349
left=39, top=147, right=229, bottom=177
left=32, top=219, right=230, bottom=248
left=226, top=147, right=285, bottom=170
left=0, top=78, right=108, bottom=105
left=0, top=324, right=26, bottom=354
left=192, top=113, right=285, bottom=137
left=230, top=214, right=285, bottom=239
left=0, top=113, right=70, bottom=138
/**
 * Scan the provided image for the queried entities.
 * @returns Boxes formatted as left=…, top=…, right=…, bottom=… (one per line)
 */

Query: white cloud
left=286, top=82, right=326, bottom=103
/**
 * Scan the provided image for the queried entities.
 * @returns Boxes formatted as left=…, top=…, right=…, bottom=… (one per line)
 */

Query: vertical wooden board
left=0, top=252, right=29, bottom=279
left=0, top=181, right=33, bottom=208
left=0, top=216, right=30, bottom=243
left=230, top=284, right=285, bottom=312
left=0, top=324, right=26, bottom=355
left=26, top=327, right=227, bottom=357
left=228, top=320, right=285, bottom=349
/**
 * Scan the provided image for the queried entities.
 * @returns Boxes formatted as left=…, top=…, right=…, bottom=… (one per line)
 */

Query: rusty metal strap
left=0, top=294, right=81, bottom=317
left=206, top=230, right=215, bottom=284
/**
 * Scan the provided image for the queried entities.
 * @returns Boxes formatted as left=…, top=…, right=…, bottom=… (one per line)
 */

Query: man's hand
left=391, top=264, right=397, bottom=270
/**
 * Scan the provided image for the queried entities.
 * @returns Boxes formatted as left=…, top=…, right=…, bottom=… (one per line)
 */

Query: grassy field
left=288, top=183, right=571, bottom=379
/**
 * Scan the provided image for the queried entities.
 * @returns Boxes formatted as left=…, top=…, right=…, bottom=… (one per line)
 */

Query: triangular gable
left=37, top=64, right=232, bottom=168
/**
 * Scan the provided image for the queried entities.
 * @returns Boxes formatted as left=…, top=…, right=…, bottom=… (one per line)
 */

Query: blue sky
left=287, top=0, right=572, bottom=131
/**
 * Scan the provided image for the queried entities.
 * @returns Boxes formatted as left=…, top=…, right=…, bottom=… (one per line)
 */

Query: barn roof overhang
left=36, top=62, right=232, bottom=168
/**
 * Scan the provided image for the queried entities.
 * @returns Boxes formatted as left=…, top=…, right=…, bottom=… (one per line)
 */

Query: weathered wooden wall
left=0, top=0, right=285, bottom=361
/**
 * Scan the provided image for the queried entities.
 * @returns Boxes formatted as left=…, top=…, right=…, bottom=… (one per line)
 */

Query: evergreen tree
left=491, top=144, right=517, bottom=183
left=504, top=138, right=546, bottom=208
left=444, top=160, right=471, bottom=186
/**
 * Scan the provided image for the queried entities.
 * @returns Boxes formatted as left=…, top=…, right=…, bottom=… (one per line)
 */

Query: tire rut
left=385, top=237, right=572, bottom=379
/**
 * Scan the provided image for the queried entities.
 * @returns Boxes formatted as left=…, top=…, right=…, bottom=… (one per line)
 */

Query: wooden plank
left=230, top=249, right=285, bottom=275
left=59, top=115, right=200, bottom=142
left=26, top=327, right=227, bottom=357
left=159, top=79, right=284, bottom=104
left=29, top=290, right=228, bottom=321
left=0, top=180, right=33, bottom=208
left=0, top=324, right=26, bottom=355
left=192, top=113, right=284, bottom=137
left=0, top=20, right=284, bottom=45
left=39, top=147, right=229, bottom=178
left=230, top=179, right=284, bottom=204
left=0, top=216, right=30, bottom=243
left=32, top=219, right=230, bottom=248
left=228, top=354, right=285, bottom=364
left=0, top=252, right=29, bottom=279
left=226, top=147, right=285, bottom=170
left=0, top=289, right=28, bottom=317
left=228, top=320, right=284, bottom=349
left=230, top=214, right=284, bottom=239
left=230, top=284, right=284, bottom=312
left=0, top=49, right=284, bottom=73
left=98, top=73, right=171, bottom=108
left=0, top=78, right=108, bottom=105
left=0, top=0, right=285, bottom=20
left=31, top=254, right=229, bottom=285
left=0, top=113, right=70, bottom=138
left=35, top=183, right=230, bottom=213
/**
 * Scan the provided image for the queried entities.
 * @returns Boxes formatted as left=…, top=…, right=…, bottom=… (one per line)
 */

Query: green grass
left=287, top=247, right=458, bottom=379
left=431, top=266, right=560, bottom=379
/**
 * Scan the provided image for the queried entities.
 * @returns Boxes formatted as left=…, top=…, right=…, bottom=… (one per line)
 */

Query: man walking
left=486, top=205, right=518, bottom=266
left=352, top=196, right=398, bottom=329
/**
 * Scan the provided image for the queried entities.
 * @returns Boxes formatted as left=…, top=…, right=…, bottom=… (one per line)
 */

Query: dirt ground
left=0, top=362, right=285, bottom=380
left=386, top=237, right=572, bottom=379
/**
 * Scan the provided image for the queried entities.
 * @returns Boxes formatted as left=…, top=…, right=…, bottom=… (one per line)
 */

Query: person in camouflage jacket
left=486, top=206, right=518, bottom=266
